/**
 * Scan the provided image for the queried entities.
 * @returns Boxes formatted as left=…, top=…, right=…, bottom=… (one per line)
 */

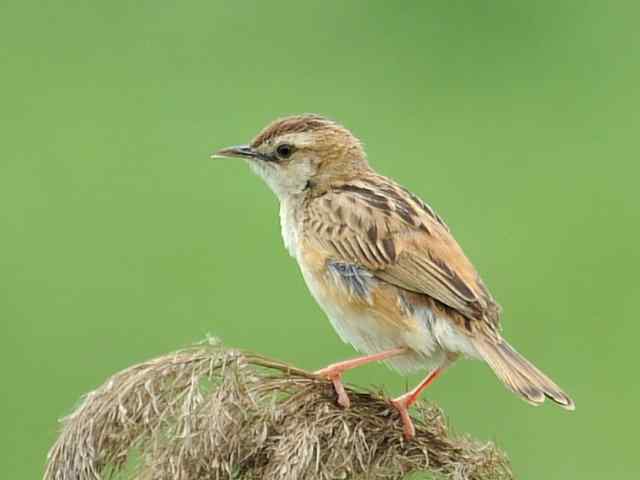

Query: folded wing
left=302, top=176, right=501, bottom=332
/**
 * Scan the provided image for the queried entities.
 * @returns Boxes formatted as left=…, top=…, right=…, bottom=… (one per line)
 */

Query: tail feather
left=474, top=338, right=575, bottom=411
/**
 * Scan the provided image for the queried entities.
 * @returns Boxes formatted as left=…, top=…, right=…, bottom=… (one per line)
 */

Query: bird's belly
left=299, top=261, right=447, bottom=374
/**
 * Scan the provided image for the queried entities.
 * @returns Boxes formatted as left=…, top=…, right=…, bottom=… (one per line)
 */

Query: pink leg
left=315, top=347, right=408, bottom=408
left=391, top=367, right=446, bottom=440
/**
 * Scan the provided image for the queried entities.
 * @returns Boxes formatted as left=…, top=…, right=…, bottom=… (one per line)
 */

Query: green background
left=2, top=1, right=638, bottom=478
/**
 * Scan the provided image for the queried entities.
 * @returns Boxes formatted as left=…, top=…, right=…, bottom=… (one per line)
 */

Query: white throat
left=247, top=158, right=314, bottom=200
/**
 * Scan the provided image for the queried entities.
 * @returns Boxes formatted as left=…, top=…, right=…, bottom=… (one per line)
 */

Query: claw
left=390, top=397, right=416, bottom=440
left=389, top=367, right=446, bottom=440
left=331, top=376, right=351, bottom=408
left=315, top=366, right=351, bottom=408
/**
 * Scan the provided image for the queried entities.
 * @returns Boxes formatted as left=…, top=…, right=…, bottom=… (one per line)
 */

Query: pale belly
left=299, top=261, right=449, bottom=374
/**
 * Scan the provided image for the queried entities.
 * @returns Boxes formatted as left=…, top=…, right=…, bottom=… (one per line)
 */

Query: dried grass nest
left=45, top=338, right=513, bottom=480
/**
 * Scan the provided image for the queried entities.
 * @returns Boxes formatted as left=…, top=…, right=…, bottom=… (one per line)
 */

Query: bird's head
left=214, top=114, right=368, bottom=199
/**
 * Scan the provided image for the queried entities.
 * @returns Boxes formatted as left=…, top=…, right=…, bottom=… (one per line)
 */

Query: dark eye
left=276, top=143, right=294, bottom=159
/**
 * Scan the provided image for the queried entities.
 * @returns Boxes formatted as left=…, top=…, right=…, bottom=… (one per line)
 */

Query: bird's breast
left=279, top=199, right=303, bottom=258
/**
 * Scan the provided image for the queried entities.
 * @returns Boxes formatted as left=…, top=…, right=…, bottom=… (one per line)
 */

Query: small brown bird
left=214, top=114, right=574, bottom=439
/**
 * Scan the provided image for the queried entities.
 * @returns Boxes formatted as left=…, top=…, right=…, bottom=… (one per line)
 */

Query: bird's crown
left=250, top=114, right=336, bottom=148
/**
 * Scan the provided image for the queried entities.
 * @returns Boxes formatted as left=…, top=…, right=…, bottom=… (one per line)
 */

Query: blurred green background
left=1, top=1, right=638, bottom=478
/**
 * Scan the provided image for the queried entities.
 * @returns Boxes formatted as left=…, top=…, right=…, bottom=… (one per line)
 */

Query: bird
left=213, top=114, right=575, bottom=439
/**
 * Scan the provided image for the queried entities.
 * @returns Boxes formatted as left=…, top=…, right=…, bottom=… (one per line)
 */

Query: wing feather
left=302, top=177, right=501, bottom=328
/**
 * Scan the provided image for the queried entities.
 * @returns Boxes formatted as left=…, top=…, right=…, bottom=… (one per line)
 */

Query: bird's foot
left=389, top=367, right=445, bottom=440
left=315, top=365, right=351, bottom=408
left=390, top=395, right=416, bottom=440
left=315, top=349, right=409, bottom=410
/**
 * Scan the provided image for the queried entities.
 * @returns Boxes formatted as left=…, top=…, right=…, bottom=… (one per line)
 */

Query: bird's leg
left=315, top=347, right=408, bottom=408
left=391, top=364, right=450, bottom=440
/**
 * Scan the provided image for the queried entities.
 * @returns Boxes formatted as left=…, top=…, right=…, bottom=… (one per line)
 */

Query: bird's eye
left=276, top=143, right=294, bottom=159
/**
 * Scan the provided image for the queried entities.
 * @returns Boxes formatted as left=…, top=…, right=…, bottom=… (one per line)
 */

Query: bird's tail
left=473, top=338, right=575, bottom=410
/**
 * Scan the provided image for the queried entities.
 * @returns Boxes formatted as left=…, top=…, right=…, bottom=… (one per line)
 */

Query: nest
left=45, top=339, right=513, bottom=480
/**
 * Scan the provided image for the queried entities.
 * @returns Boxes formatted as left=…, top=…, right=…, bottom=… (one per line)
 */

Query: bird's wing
left=302, top=177, right=501, bottom=329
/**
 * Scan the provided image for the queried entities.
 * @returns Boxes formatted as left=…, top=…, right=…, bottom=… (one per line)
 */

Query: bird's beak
left=211, top=144, right=257, bottom=160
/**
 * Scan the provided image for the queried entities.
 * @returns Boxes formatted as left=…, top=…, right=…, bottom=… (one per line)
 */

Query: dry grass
left=45, top=338, right=513, bottom=480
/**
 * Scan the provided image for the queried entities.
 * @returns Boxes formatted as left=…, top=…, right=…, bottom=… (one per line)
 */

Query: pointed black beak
left=211, top=144, right=258, bottom=159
